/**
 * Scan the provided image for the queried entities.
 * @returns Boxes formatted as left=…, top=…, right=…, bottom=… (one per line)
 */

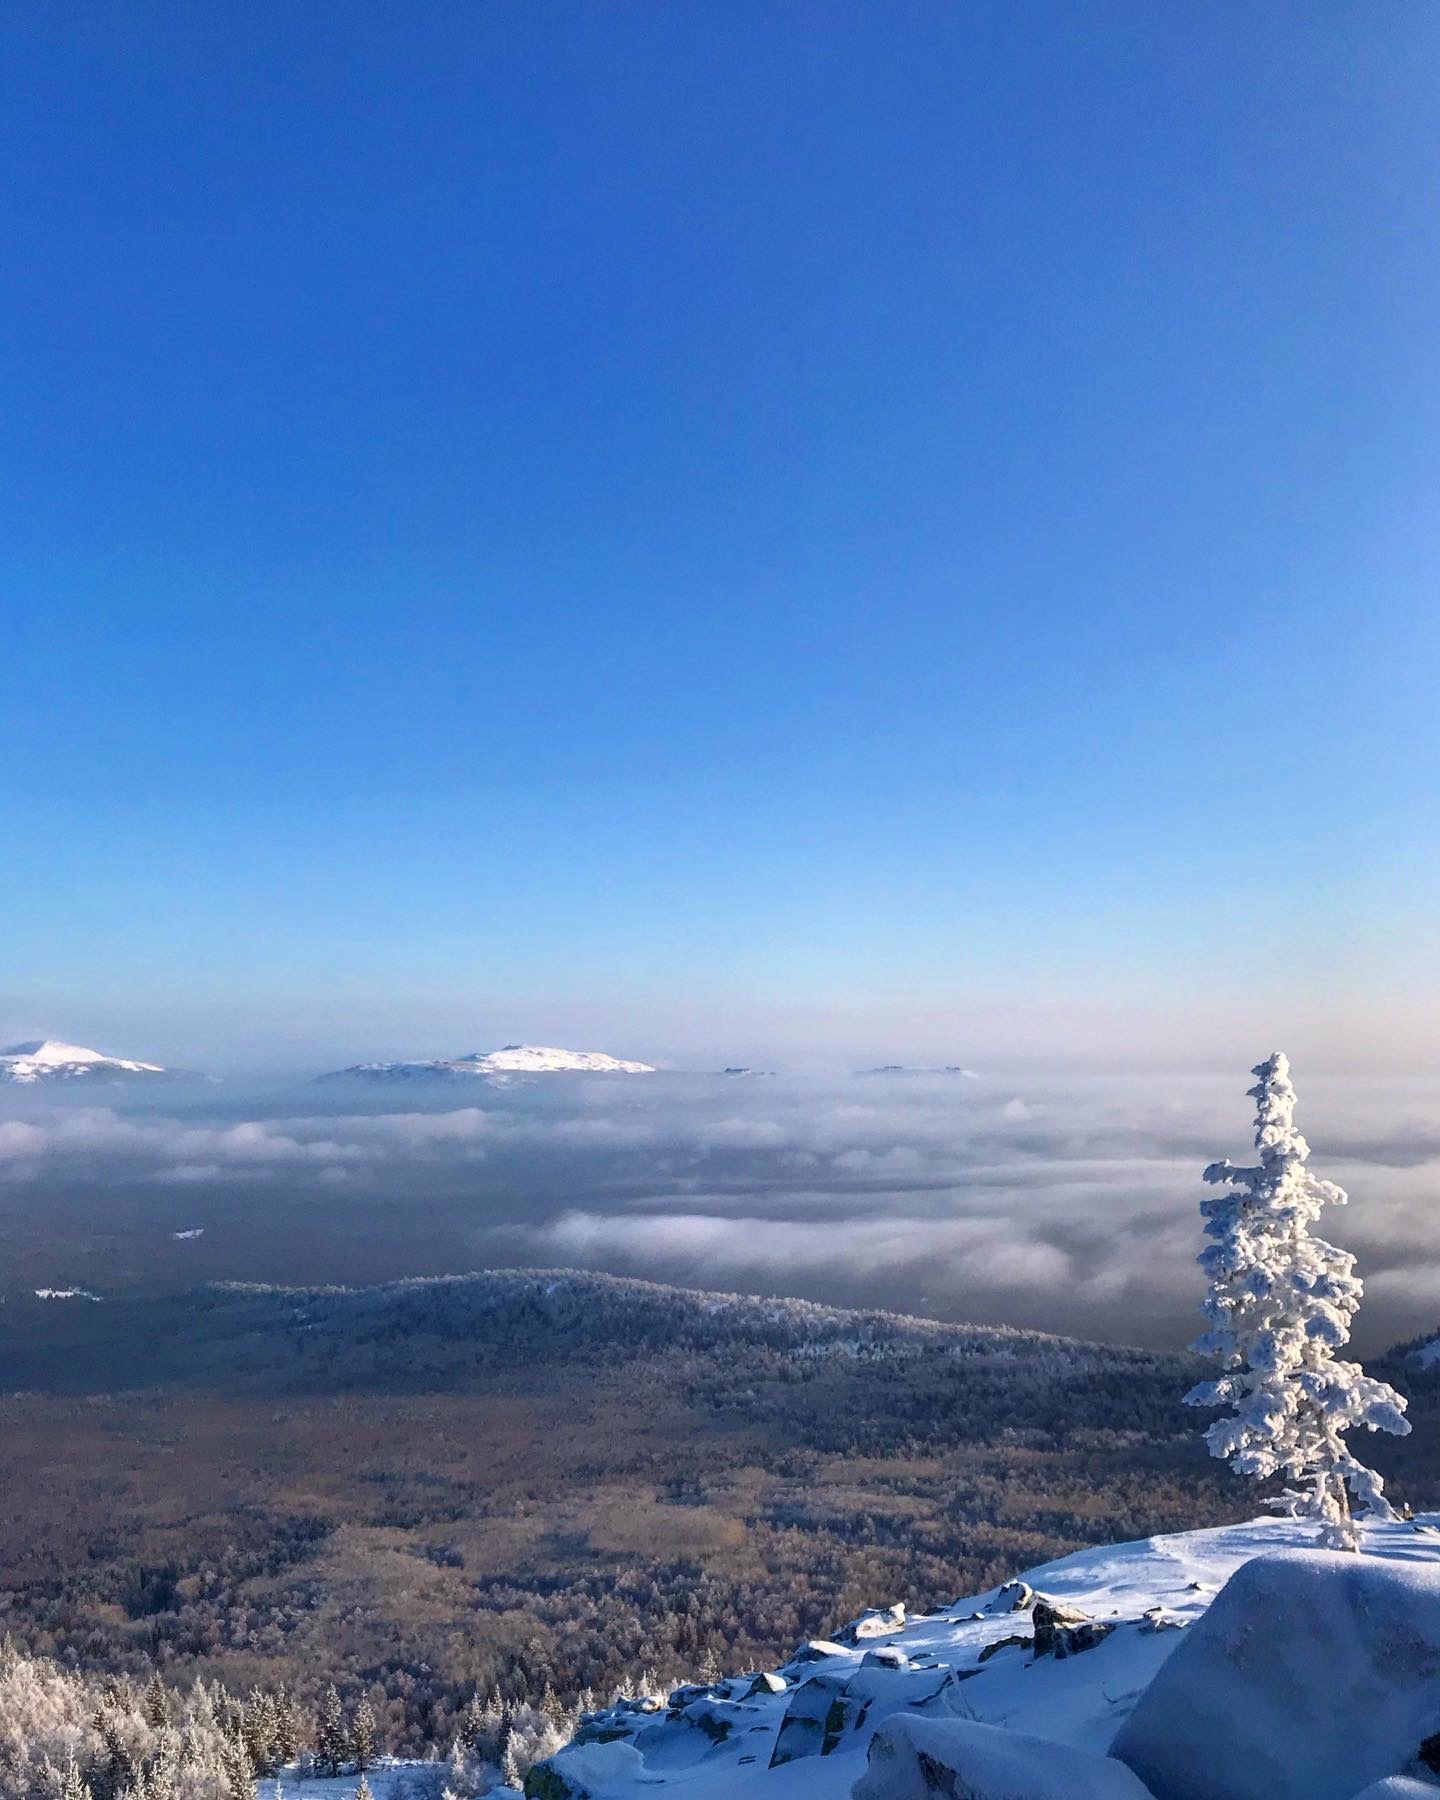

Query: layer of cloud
left=3, top=1070, right=1437, bottom=1350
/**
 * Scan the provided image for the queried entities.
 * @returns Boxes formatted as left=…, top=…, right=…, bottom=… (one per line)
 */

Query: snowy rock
left=745, top=1673, right=788, bottom=1698
left=1112, top=1550, right=1440, bottom=1800
left=767, top=1673, right=856, bottom=1767
left=837, top=1603, right=906, bottom=1644
left=529, top=1737, right=646, bottom=1796
left=1031, top=1595, right=1102, bottom=1656
left=525, top=1517, right=1440, bottom=1800
left=986, top=1579, right=1035, bottom=1614
left=781, top=1639, right=849, bottom=1668
left=853, top=1716, right=1156, bottom=1800
left=767, top=1660, right=958, bottom=1769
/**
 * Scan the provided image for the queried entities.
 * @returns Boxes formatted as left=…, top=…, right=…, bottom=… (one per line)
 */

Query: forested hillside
left=2, top=1272, right=1434, bottom=1763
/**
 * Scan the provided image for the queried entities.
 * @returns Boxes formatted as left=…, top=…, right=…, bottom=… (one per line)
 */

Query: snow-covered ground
left=259, top=1762, right=449, bottom=1800
left=533, top=1515, right=1440, bottom=1799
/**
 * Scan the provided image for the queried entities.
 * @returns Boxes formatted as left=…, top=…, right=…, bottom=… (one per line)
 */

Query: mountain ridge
left=0, top=1037, right=174, bottom=1083
left=316, top=1043, right=657, bottom=1081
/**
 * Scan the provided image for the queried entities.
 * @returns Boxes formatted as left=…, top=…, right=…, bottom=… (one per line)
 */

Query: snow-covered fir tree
left=350, top=1701, right=375, bottom=1774
left=1185, top=1051, right=1411, bottom=1550
left=313, top=1688, right=345, bottom=1778
left=142, top=1674, right=170, bottom=1732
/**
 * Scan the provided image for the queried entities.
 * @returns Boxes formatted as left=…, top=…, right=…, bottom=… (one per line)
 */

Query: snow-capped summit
left=457, top=1044, right=656, bottom=1074
left=318, top=1043, right=656, bottom=1082
left=0, top=1039, right=172, bottom=1084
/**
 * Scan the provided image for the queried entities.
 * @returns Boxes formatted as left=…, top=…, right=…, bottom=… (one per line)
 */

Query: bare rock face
left=1033, top=1595, right=1114, bottom=1659
left=1112, top=1551, right=1440, bottom=1800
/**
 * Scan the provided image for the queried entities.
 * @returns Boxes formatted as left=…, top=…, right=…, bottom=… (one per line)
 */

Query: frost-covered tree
left=350, top=1700, right=375, bottom=1774
left=313, top=1689, right=345, bottom=1778
left=142, top=1675, right=170, bottom=1732
left=1185, top=1052, right=1411, bottom=1550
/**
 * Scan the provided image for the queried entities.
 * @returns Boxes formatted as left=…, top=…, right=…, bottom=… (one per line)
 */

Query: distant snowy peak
left=0, top=1039, right=173, bottom=1084
left=319, top=1043, right=656, bottom=1081
left=458, top=1044, right=656, bottom=1074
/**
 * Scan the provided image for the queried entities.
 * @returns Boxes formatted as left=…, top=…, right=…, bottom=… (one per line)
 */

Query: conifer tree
left=271, top=1687, right=300, bottom=1769
left=242, top=1689, right=278, bottom=1776
left=1186, top=1052, right=1411, bottom=1550
left=142, top=1672, right=169, bottom=1731
left=59, top=1756, right=92, bottom=1800
left=315, top=1686, right=346, bottom=1777
left=500, top=1741, right=523, bottom=1792
left=219, top=1732, right=256, bottom=1800
left=354, top=1776, right=373, bottom=1800
left=458, top=1693, right=486, bottom=1751
left=350, top=1699, right=375, bottom=1773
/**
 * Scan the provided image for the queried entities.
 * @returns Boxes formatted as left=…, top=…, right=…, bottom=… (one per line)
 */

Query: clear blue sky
left=3, top=2, right=1438, bottom=1070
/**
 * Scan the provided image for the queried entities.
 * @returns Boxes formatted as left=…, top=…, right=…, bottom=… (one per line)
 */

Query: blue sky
left=4, top=1, right=1438, bottom=1070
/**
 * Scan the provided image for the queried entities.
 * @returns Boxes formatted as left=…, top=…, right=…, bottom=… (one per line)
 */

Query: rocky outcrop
left=767, top=1655, right=960, bottom=1768
left=854, top=1716, right=1157, bottom=1800
left=836, top=1602, right=906, bottom=1644
left=1112, top=1551, right=1440, bottom=1800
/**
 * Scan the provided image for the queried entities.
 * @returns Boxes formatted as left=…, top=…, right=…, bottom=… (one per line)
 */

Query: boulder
left=782, top=1638, right=849, bottom=1668
left=1112, top=1550, right=1440, bottom=1800
left=768, top=1671, right=855, bottom=1767
left=1346, top=1783, right=1440, bottom=1800
left=837, top=1602, right=907, bottom=1644
left=768, top=1657, right=959, bottom=1768
left=853, top=1714, right=1156, bottom=1800
left=524, top=1739, right=645, bottom=1798
left=1033, top=1595, right=1112, bottom=1659
left=744, top=1670, right=788, bottom=1697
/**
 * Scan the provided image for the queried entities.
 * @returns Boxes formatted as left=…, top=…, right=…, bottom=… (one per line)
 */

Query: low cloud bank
left=3, top=1071, right=1436, bottom=1350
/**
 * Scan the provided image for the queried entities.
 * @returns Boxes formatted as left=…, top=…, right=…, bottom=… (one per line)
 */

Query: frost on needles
left=1185, top=1051, right=1410, bottom=1551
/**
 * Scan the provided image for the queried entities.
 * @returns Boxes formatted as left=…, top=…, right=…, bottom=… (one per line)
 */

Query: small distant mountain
left=856, top=1063, right=980, bottom=1078
left=0, top=1039, right=176, bottom=1084
left=719, top=1066, right=774, bottom=1078
left=318, top=1043, right=657, bottom=1082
